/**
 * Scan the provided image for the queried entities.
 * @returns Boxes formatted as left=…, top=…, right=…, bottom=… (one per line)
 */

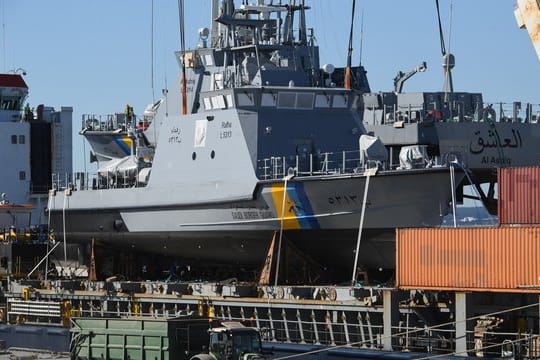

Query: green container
left=70, top=317, right=210, bottom=360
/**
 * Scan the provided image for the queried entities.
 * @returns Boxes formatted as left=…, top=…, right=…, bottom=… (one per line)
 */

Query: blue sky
left=2, top=0, right=540, bottom=170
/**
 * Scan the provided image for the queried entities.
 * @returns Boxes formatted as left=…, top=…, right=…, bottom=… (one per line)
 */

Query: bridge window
left=203, top=97, right=212, bottom=110
left=11, top=135, right=17, bottom=144
left=226, top=94, right=233, bottom=108
left=296, top=93, right=314, bottom=110
left=211, top=95, right=227, bottom=109
left=1, top=96, right=22, bottom=110
left=261, top=93, right=276, bottom=107
left=237, top=92, right=255, bottom=107
left=277, top=92, right=314, bottom=110
left=19, top=171, right=26, bottom=180
left=333, top=94, right=348, bottom=108
left=315, top=94, right=330, bottom=108
left=277, top=92, right=296, bottom=109
left=203, top=54, right=214, bottom=66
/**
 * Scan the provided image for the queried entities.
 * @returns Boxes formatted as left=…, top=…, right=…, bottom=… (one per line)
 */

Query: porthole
left=210, top=150, right=215, bottom=159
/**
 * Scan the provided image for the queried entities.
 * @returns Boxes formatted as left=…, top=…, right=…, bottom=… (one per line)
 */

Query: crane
left=515, top=0, right=540, bottom=62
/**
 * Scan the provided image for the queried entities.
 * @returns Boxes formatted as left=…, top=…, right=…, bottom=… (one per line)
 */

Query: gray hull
left=50, top=168, right=458, bottom=270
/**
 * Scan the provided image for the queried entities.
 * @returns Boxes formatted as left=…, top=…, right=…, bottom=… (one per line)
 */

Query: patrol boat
left=49, top=1, right=463, bottom=275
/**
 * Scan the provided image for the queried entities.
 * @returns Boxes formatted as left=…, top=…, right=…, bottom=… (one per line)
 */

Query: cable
left=415, top=334, right=539, bottom=360
left=358, top=9, right=364, bottom=67
left=1, top=0, right=5, bottom=71
left=450, top=164, right=457, bottom=227
left=62, top=191, right=67, bottom=273
left=344, top=0, right=356, bottom=89
left=446, top=0, right=453, bottom=58
left=178, top=0, right=187, bottom=115
left=274, top=175, right=291, bottom=288
left=151, top=0, right=155, bottom=104
left=351, top=172, right=370, bottom=285
left=45, top=193, right=52, bottom=281
left=453, top=162, right=497, bottom=226
left=435, top=0, right=446, bottom=56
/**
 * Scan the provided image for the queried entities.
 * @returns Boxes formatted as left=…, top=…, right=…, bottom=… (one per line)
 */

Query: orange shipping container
left=498, top=166, right=540, bottom=225
left=396, top=227, right=540, bottom=292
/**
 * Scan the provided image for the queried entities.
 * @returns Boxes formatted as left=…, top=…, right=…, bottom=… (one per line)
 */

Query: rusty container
left=396, top=227, right=540, bottom=292
left=498, top=166, right=540, bottom=225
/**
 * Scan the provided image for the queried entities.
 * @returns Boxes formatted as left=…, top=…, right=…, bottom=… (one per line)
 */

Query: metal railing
left=52, top=169, right=149, bottom=192
left=257, top=150, right=443, bottom=180
left=375, top=101, right=540, bottom=125
left=56, top=304, right=539, bottom=357
left=7, top=299, right=62, bottom=324
left=257, top=150, right=379, bottom=180
left=81, top=113, right=136, bottom=132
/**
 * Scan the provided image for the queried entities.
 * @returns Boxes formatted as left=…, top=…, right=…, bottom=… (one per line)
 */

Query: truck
left=70, top=317, right=266, bottom=360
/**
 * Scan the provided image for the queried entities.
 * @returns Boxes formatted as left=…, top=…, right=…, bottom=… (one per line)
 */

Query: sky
left=2, top=0, right=540, bottom=171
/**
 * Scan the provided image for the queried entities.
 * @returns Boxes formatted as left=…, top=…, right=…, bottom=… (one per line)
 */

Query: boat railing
left=52, top=168, right=149, bottom=192
left=489, top=101, right=540, bottom=123
left=81, top=113, right=137, bottom=132
left=257, top=150, right=389, bottom=180
left=375, top=101, right=540, bottom=125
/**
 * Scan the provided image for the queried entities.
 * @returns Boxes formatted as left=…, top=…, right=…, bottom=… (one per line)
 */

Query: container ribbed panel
left=498, top=167, right=540, bottom=225
left=396, top=227, right=540, bottom=292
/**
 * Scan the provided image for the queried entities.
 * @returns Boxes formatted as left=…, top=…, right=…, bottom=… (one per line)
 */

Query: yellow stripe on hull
left=120, top=136, right=132, bottom=150
left=271, top=183, right=301, bottom=230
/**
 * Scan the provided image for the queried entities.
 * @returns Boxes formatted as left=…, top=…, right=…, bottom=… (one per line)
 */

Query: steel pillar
left=455, top=292, right=467, bottom=356
left=382, top=290, right=393, bottom=351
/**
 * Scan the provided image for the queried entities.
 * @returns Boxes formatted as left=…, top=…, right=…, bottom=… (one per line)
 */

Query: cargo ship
left=0, top=72, right=72, bottom=237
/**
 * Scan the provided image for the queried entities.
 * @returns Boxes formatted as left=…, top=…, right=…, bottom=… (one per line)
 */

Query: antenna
left=359, top=8, right=364, bottom=66
left=344, top=0, right=356, bottom=89
left=443, top=0, right=455, bottom=98
left=435, top=0, right=455, bottom=100
left=1, top=0, right=5, bottom=71
left=178, top=0, right=187, bottom=115
left=151, top=0, right=155, bottom=103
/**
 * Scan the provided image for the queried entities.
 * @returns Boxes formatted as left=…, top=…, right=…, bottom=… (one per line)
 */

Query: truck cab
left=194, top=321, right=265, bottom=360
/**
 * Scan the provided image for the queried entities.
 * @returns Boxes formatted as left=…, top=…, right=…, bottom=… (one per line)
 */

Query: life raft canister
left=482, top=107, right=497, bottom=122
left=427, top=109, right=442, bottom=121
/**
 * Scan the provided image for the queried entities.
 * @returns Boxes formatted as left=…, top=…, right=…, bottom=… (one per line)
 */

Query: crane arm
left=515, top=0, right=540, bottom=62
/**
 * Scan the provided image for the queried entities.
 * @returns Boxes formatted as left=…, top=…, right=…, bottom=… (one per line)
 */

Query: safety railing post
left=326, top=311, right=336, bottom=346
left=366, top=312, right=374, bottom=348
left=311, top=310, right=321, bottom=345
left=296, top=310, right=306, bottom=344
left=282, top=309, right=290, bottom=342
left=240, top=307, right=245, bottom=321
left=357, top=312, right=367, bottom=348
left=254, top=308, right=260, bottom=330
left=342, top=311, right=351, bottom=346
left=268, top=309, right=276, bottom=341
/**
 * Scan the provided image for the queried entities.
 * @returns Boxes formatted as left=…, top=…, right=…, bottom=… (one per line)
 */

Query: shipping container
left=498, top=166, right=540, bottom=225
left=71, top=316, right=211, bottom=360
left=396, top=227, right=540, bottom=292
